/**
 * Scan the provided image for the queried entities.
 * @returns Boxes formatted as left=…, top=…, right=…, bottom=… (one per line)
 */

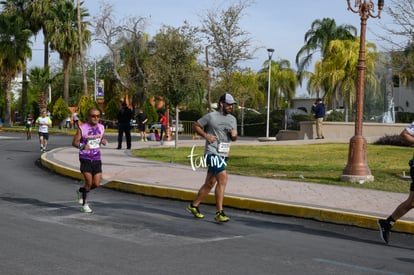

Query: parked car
left=171, top=120, right=184, bottom=132
left=149, top=120, right=184, bottom=133
left=130, top=119, right=138, bottom=130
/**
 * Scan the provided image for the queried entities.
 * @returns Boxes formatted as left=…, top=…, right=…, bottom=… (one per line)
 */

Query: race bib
left=217, top=142, right=230, bottom=154
left=87, top=138, right=101, bottom=149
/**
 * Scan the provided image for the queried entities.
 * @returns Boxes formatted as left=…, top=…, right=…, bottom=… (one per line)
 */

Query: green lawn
left=132, top=143, right=413, bottom=193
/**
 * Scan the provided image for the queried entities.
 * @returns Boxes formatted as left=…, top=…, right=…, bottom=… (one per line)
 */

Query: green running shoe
left=215, top=211, right=230, bottom=222
left=76, top=190, right=83, bottom=204
left=81, top=204, right=92, bottom=213
left=187, top=204, right=204, bottom=219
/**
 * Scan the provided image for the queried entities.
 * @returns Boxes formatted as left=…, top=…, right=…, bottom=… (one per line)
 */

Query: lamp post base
left=341, top=135, right=374, bottom=183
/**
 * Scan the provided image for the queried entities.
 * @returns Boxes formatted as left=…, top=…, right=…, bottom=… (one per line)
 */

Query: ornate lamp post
left=266, top=48, right=274, bottom=139
left=341, top=0, right=384, bottom=183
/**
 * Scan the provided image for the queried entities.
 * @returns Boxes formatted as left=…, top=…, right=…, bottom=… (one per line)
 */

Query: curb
left=40, top=151, right=414, bottom=235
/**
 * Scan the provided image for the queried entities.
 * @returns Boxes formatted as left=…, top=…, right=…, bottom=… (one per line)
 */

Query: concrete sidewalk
left=40, top=137, right=414, bottom=234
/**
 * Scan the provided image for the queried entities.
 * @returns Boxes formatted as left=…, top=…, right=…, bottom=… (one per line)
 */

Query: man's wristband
left=78, top=143, right=85, bottom=150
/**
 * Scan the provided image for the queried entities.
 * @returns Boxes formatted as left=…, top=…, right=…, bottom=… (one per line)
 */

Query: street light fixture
left=266, top=48, right=274, bottom=139
left=341, top=0, right=384, bottom=183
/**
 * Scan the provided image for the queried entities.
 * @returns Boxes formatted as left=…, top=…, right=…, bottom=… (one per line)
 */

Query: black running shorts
left=80, top=159, right=102, bottom=176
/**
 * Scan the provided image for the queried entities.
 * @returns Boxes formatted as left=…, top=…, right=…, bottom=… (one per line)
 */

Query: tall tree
left=1, top=0, right=35, bottom=114
left=29, top=66, right=55, bottom=113
left=381, top=0, right=414, bottom=50
left=25, top=0, right=55, bottom=107
left=321, top=38, right=378, bottom=120
left=0, top=13, right=32, bottom=127
left=381, top=0, right=414, bottom=86
left=77, top=0, right=88, bottom=96
left=257, top=59, right=297, bottom=110
left=44, top=0, right=90, bottom=104
left=295, top=18, right=357, bottom=88
left=230, top=69, right=263, bottom=109
left=201, top=0, right=254, bottom=94
left=93, top=2, right=149, bottom=105
left=145, top=24, right=201, bottom=142
left=26, top=0, right=54, bottom=68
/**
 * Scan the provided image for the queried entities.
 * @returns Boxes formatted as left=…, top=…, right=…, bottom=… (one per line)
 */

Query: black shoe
left=116, top=147, right=121, bottom=149
left=377, top=219, right=391, bottom=244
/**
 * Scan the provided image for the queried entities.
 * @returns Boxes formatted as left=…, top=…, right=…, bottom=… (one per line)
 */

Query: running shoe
left=76, top=190, right=83, bottom=204
left=377, top=219, right=390, bottom=244
left=187, top=204, right=204, bottom=219
left=81, top=204, right=92, bottom=213
left=215, top=211, right=230, bottom=222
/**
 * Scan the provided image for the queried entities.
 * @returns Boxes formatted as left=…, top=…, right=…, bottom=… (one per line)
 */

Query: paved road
left=42, top=133, right=414, bottom=235
left=1, top=132, right=414, bottom=275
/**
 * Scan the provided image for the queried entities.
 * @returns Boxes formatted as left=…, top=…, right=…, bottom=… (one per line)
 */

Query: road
left=0, top=131, right=413, bottom=275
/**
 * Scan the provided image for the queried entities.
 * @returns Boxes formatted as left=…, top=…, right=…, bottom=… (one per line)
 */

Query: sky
left=28, top=0, right=401, bottom=97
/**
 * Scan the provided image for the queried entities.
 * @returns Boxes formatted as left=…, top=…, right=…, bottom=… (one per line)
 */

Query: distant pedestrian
left=35, top=110, right=52, bottom=152
left=117, top=102, right=132, bottom=149
left=25, top=113, right=34, bottom=140
left=136, top=109, right=148, bottom=142
left=65, top=115, right=71, bottom=128
left=187, top=93, right=238, bottom=222
left=73, top=110, right=79, bottom=129
left=154, top=129, right=160, bottom=141
left=72, top=108, right=107, bottom=213
left=312, top=98, right=325, bottom=139
left=147, top=129, right=156, bottom=141
left=159, top=111, right=167, bottom=143
left=377, top=124, right=414, bottom=244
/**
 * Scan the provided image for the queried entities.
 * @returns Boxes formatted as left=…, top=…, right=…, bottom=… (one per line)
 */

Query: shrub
left=395, top=112, right=414, bottom=123
left=373, top=134, right=410, bottom=146
left=326, top=111, right=344, bottom=122
left=179, top=109, right=203, bottom=121
left=77, top=96, right=98, bottom=122
left=52, top=96, right=70, bottom=122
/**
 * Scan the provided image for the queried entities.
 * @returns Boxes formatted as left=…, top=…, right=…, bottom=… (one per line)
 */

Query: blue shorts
left=206, top=154, right=228, bottom=175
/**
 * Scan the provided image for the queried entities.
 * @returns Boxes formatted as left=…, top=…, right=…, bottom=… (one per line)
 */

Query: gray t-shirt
left=197, top=110, right=237, bottom=156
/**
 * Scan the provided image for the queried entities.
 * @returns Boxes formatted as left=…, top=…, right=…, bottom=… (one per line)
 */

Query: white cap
left=220, top=93, right=237, bottom=104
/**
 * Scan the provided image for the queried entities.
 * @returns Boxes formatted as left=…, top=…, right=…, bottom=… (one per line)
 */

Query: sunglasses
left=89, top=114, right=100, bottom=118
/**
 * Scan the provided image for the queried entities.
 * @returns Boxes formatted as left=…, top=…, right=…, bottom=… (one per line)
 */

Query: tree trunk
left=63, top=57, right=72, bottom=105
left=4, top=77, right=12, bottom=127
left=20, top=65, right=28, bottom=113
left=77, top=0, right=88, bottom=96
left=43, top=37, right=51, bottom=105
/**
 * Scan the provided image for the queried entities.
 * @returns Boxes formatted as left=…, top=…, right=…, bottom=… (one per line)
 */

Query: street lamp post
left=94, top=59, right=97, bottom=101
left=341, top=0, right=384, bottom=183
left=266, top=48, right=274, bottom=139
left=205, top=46, right=212, bottom=112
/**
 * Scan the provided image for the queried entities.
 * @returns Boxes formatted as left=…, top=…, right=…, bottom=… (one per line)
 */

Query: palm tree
left=296, top=18, right=357, bottom=86
left=23, top=0, right=54, bottom=68
left=44, top=0, right=90, bottom=104
left=258, top=59, right=297, bottom=110
left=77, top=0, right=88, bottom=95
left=321, top=38, right=378, bottom=120
left=0, top=13, right=32, bottom=127
left=306, top=61, right=324, bottom=99
left=231, top=69, right=263, bottom=109
left=0, top=0, right=38, bottom=114
left=29, top=66, right=56, bottom=113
